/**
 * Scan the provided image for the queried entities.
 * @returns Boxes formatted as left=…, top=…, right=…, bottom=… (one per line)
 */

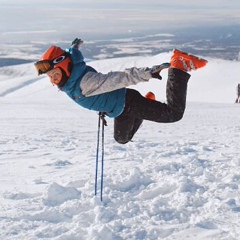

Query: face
left=47, top=68, right=62, bottom=85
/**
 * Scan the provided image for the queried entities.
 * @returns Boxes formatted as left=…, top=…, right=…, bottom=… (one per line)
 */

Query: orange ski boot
left=170, top=49, right=208, bottom=72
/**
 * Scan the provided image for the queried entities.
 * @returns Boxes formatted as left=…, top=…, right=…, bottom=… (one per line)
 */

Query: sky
left=1, top=0, right=240, bottom=43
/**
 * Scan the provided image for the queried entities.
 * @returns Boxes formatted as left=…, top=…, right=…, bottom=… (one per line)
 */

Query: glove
left=71, top=38, right=84, bottom=48
left=150, top=65, right=163, bottom=80
left=150, top=63, right=171, bottom=80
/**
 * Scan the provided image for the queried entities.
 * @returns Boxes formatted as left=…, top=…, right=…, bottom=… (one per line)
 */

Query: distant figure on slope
left=235, top=84, right=240, bottom=103
left=34, top=38, right=208, bottom=144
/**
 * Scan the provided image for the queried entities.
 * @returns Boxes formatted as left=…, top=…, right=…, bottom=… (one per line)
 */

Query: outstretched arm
left=80, top=67, right=152, bottom=97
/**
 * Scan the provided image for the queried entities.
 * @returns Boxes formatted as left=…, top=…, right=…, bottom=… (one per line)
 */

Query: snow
left=0, top=52, right=240, bottom=240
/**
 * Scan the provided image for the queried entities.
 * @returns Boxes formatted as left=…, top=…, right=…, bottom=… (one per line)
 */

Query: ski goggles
left=34, top=52, right=70, bottom=75
left=34, top=60, right=54, bottom=75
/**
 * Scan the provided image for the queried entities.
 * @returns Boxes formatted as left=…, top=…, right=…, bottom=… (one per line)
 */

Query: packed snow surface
left=0, top=52, right=240, bottom=239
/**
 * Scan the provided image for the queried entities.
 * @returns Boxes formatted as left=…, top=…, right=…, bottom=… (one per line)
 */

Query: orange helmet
left=34, top=46, right=72, bottom=77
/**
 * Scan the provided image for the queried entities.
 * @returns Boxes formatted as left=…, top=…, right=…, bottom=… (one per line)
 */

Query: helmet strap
left=57, top=68, right=69, bottom=88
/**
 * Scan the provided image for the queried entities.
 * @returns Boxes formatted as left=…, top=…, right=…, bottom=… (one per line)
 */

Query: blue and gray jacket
left=60, top=47, right=152, bottom=118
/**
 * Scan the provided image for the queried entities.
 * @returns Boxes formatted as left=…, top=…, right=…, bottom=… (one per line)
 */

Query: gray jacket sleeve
left=80, top=67, right=152, bottom=97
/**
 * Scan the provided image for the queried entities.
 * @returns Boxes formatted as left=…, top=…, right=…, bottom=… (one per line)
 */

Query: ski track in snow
left=0, top=54, right=240, bottom=240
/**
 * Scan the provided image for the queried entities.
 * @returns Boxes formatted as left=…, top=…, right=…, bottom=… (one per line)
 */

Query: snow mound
left=43, top=182, right=81, bottom=207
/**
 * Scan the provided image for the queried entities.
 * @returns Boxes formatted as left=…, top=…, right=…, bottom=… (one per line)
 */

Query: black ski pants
left=114, top=68, right=190, bottom=144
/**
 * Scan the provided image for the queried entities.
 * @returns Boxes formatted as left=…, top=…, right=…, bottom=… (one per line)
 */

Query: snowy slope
left=0, top=53, right=240, bottom=240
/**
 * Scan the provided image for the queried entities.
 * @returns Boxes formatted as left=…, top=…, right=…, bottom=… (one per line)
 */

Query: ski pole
left=95, top=112, right=107, bottom=201
left=94, top=114, right=101, bottom=196
left=100, top=115, right=105, bottom=201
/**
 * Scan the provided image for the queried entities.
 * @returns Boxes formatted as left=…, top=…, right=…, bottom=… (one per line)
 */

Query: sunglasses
left=34, top=53, right=69, bottom=75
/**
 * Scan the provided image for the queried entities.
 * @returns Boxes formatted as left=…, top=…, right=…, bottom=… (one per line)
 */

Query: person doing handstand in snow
left=34, top=38, right=208, bottom=144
